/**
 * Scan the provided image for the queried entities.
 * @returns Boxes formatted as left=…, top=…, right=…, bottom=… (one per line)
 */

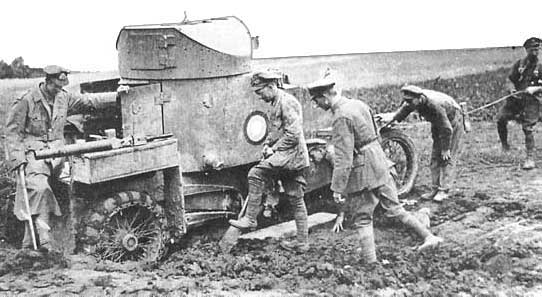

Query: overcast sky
left=1, top=0, right=541, bottom=71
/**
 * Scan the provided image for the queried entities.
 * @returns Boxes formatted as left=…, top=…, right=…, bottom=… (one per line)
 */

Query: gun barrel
left=34, top=139, right=120, bottom=160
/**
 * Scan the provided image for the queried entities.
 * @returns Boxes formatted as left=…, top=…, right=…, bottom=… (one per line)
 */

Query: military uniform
left=393, top=88, right=465, bottom=195
left=4, top=66, right=107, bottom=248
left=229, top=72, right=310, bottom=250
left=497, top=53, right=542, bottom=157
left=319, top=92, right=441, bottom=263
left=330, top=96, right=405, bottom=221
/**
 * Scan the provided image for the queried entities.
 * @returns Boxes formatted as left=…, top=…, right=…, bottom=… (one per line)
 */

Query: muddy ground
left=1, top=121, right=542, bottom=297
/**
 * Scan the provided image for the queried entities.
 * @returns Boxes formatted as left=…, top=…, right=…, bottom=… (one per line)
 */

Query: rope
left=466, top=91, right=526, bottom=115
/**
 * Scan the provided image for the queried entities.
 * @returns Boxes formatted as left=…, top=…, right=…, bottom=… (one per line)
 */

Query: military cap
left=44, top=65, right=70, bottom=87
left=307, top=68, right=340, bottom=99
left=250, top=70, right=283, bottom=89
left=523, top=37, right=541, bottom=49
left=306, top=77, right=335, bottom=98
left=400, top=85, right=423, bottom=98
left=43, top=65, right=70, bottom=75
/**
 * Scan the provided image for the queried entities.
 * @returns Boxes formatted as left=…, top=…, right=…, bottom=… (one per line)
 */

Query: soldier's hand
left=11, top=160, right=27, bottom=172
left=262, top=145, right=274, bottom=158
left=526, top=86, right=542, bottom=95
left=333, top=192, right=345, bottom=204
left=117, top=85, right=130, bottom=93
left=25, top=151, right=36, bottom=163
left=332, top=212, right=345, bottom=233
left=441, top=150, right=451, bottom=162
left=382, top=119, right=396, bottom=129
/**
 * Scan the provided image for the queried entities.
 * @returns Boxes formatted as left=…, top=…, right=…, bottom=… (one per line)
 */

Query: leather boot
left=35, top=214, right=52, bottom=251
left=229, top=216, right=257, bottom=230
left=497, top=120, right=509, bottom=151
left=229, top=176, right=264, bottom=229
left=21, top=222, right=35, bottom=249
left=290, top=195, right=308, bottom=244
left=398, top=212, right=443, bottom=251
left=523, top=134, right=536, bottom=170
left=357, top=225, right=377, bottom=264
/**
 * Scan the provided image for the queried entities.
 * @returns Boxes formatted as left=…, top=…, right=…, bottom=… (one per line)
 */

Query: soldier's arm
left=264, top=128, right=279, bottom=148
left=430, top=102, right=453, bottom=151
left=330, top=117, right=355, bottom=195
left=270, top=99, right=303, bottom=151
left=392, top=103, right=414, bottom=122
left=5, top=98, right=29, bottom=170
left=67, top=91, right=117, bottom=115
left=507, top=60, right=521, bottom=92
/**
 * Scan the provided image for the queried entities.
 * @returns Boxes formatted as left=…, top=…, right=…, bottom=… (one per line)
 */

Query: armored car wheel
left=81, top=191, right=168, bottom=263
left=380, top=129, right=418, bottom=197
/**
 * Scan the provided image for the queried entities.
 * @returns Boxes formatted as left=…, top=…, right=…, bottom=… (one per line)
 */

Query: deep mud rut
left=1, top=122, right=542, bottom=297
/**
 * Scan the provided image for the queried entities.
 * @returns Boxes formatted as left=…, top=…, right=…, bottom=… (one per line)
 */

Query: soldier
left=391, top=85, right=465, bottom=202
left=497, top=37, right=542, bottom=169
left=307, top=75, right=443, bottom=264
left=5, top=65, right=110, bottom=251
left=228, top=71, right=311, bottom=252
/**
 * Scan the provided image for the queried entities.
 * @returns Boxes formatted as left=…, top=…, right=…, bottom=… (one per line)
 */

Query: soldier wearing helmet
left=4, top=65, right=111, bottom=251
left=391, top=85, right=465, bottom=202
left=229, top=70, right=311, bottom=253
left=308, top=72, right=443, bottom=264
left=497, top=37, right=542, bottom=169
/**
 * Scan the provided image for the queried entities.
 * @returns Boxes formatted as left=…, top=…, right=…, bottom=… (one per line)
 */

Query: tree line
left=0, top=57, right=45, bottom=79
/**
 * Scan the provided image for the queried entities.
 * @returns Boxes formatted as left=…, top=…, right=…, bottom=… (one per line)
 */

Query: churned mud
left=1, top=122, right=542, bottom=296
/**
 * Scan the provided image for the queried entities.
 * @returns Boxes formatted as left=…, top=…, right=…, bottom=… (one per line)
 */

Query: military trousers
left=244, top=161, right=308, bottom=242
left=430, top=114, right=465, bottom=192
left=344, top=174, right=406, bottom=228
left=497, top=95, right=540, bottom=155
left=14, top=158, right=63, bottom=247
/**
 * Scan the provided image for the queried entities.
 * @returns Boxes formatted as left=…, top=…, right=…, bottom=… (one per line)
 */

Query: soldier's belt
left=353, top=137, right=378, bottom=155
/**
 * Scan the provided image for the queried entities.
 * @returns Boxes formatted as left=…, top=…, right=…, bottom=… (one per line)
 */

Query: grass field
left=255, top=46, right=523, bottom=88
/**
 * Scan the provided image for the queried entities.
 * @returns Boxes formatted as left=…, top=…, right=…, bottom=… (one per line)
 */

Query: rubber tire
left=380, top=129, right=419, bottom=197
left=79, top=191, right=167, bottom=263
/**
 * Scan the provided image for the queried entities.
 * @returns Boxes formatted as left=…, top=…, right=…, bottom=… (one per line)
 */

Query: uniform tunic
left=243, top=89, right=310, bottom=241
left=5, top=83, right=109, bottom=221
left=497, top=56, right=542, bottom=152
left=393, top=89, right=464, bottom=191
left=252, top=89, right=310, bottom=196
left=330, top=96, right=405, bottom=226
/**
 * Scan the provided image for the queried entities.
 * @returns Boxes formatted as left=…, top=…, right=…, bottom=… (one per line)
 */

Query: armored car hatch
left=116, top=16, right=253, bottom=80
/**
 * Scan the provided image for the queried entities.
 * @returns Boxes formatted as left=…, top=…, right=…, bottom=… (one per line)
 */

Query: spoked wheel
left=81, top=191, right=168, bottom=263
left=380, top=129, right=419, bottom=197
left=97, top=205, right=164, bottom=262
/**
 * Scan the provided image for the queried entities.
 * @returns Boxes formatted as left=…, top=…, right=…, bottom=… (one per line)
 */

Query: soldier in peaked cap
left=497, top=37, right=542, bottom=169
left=391, top=85, right=465, bottom=202
left=5, top=65, right=114, bottom=251
left=228, top=70, right=311, bottom=253
left=308, top=73, right=442, bottom=264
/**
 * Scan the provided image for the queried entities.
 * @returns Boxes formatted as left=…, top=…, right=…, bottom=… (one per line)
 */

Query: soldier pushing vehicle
left=390, top=85, right=465, bottom=202
left=497, top=37, right=542, bottom=169
left=307, top=73, right=443, bottom=264
left=4, top=66, right=115, bottom=251
left=229, top=70, right=311, bottom=253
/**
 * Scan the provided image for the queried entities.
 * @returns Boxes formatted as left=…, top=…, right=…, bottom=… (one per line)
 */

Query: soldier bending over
left=391, top=85, right=465, bottom=202
left=307, top=74, right=443, bottom=264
